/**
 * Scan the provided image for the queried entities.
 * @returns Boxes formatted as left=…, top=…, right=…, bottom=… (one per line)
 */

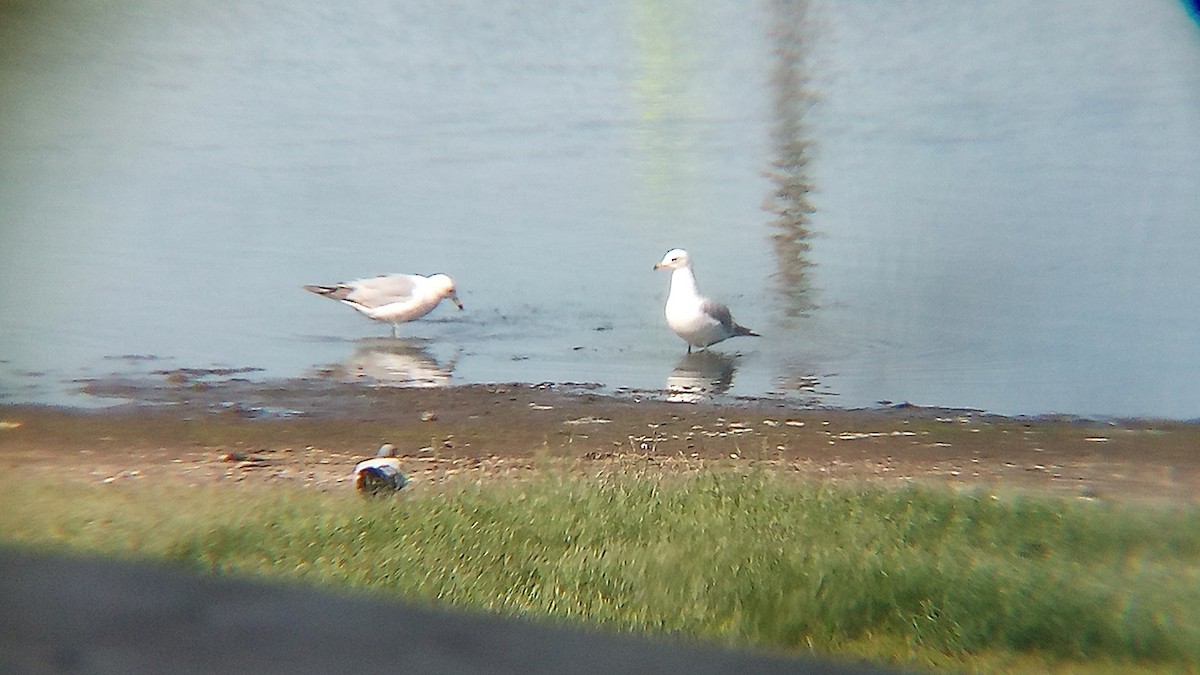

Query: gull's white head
left=654, top=248, right=692, bottom=271
left=429, top=274, right=464, bottom=310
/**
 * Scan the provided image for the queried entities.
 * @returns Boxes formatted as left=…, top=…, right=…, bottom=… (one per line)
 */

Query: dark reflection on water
left=764, top=0, right=817, bottom=321
left=759, top=0, right=822, bottom=400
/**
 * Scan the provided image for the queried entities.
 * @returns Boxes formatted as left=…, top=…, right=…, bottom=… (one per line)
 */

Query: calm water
left=2, top=0, right=1199, bottom=418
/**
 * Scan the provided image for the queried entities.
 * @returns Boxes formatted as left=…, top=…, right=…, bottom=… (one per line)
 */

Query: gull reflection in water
left=666, top=351, right=739, bottom=403
left=322, top=338, right=458, bottom=388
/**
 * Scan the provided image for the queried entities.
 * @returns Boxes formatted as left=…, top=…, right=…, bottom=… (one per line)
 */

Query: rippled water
left=2, top=0, right=1198, bottom=418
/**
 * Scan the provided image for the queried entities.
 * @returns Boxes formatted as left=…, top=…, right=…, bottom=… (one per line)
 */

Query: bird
left=353, top=444, right=410, bottom=496
left=303, top=273, right=463, bottom=337
left=654, top=248, right=759, bottom=353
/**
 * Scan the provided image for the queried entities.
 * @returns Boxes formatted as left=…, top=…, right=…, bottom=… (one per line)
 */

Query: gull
left=303, top=273, right=463, bottom=337
left=353, top=444, right=410, bottom=496
left=654, top=248, right=759, bottom=353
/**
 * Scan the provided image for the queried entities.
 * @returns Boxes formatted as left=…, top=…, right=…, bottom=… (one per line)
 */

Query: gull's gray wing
left=700, top=299, right=736, bottom=332
left=701, top=299, right=759, bottom=337
left=342, top=274, right=421, bottom=309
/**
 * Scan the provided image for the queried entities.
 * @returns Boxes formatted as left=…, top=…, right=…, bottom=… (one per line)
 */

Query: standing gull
left=303, top=273, right=462, bottom=337
left=654, top=248, right=759, bottom=353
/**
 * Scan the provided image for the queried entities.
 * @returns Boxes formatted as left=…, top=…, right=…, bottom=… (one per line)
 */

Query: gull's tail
left=734, top=324, right=760, bottom=338
left=303, top=284, right=351, bottom=301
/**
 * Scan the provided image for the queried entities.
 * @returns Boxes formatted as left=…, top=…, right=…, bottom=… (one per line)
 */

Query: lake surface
left=2, top=0, right=1199, bottom=419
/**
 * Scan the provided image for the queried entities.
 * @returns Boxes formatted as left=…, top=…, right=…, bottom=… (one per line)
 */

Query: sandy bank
left=2, top=382, right=1197, bottom=504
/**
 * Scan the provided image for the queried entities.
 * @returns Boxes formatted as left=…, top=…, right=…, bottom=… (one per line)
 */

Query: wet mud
left=2, top=378, right=1198, bottom=505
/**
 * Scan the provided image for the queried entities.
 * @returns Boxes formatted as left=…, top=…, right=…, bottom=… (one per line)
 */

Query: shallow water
left=2, top=0, right=1199, bottom=418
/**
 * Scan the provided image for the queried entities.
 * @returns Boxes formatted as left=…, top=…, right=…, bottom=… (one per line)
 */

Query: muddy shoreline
left=2, top=379, right=1198, bottom=505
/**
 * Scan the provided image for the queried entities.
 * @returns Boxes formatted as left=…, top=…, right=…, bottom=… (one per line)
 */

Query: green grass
left=2, top=470, right=1198, bottom=673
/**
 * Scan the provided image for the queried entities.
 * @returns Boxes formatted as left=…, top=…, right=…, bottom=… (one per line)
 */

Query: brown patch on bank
left=2, top=383, right=1198, bottom=504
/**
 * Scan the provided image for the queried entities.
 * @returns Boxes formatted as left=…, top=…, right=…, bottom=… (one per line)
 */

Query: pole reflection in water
left=762, top=0, right=825, bottom=398
left=764, top=0, right=817, bottom=321
left=315, top=338, right=458, bottom=388
left=666, top=351, right=739, bottom=403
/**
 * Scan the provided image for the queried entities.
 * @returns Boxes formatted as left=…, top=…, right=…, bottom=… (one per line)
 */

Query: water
left=2, top=0, right=1198, bottom=418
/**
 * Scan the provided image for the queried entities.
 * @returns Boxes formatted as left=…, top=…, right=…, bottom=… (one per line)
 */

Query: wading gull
left=654, top=248, right=759, bottom=353
left=304, top=273, right=463, bottom=337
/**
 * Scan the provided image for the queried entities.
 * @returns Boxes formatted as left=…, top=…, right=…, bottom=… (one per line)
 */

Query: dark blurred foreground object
left=0, top=547, right=896, bottom=675
left=353, top=443, right=410, bottom=496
